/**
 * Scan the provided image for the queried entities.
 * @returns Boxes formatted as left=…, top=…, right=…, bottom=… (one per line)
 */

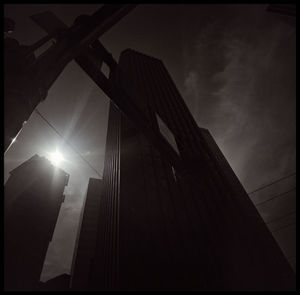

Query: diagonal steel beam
left=31, top=8, right=187, bottom=174
left=30, top=5, right=136, bottom=91
left=4, top=5, right=136, bottom=153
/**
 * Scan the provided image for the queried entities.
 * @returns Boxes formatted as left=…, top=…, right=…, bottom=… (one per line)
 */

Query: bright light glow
left=12, top=137, right=16, bottom=143
left=48, top=151, right=64, bottom=167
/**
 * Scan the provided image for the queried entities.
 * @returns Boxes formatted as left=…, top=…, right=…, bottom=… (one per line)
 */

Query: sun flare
left=48, top=151, right=64, bottom=167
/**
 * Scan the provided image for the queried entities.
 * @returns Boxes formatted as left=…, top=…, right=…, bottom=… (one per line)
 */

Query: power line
left=254, top=187, right=296, bottom=206
left=34, top=108, right=102, bottom=179
left=271, top=222, right=296, bottom=233
left=248, top=172, right=296, bottom=195
left=265, top=210, right=296, bottom=224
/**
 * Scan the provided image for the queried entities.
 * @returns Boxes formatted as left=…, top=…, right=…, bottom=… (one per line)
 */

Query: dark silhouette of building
left=38, top=274, right=70, bottom=291
left=4, top=154, right=69, bottom=291
left=4, top=5, right=136, bottom=154
left=4, top=19, right=37, bottom=153
left=70, top=178, right=103, bottom=290
left=71, top=49, right=295, bottom=291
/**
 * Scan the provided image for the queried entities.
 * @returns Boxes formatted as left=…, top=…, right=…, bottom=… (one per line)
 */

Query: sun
left=48, top=151, right=64, bottom=167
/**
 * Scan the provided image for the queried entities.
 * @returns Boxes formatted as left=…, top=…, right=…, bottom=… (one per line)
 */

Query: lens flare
left=49, top=151, right=64, bottom=167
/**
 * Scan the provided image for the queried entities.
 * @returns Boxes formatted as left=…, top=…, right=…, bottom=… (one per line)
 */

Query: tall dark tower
left=4, top=33, right=37, bottom=153
left=73, top=49, right=296, bottom=291
left=4, top=155, right=69, bottom=290
left=70, top=178, right=103, bottom=290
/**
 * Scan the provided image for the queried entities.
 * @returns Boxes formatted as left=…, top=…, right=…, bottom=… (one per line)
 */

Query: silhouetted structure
left=70, top=178, right=103, bottom=290
left=4, top=5, right=136, bottom=153
left=73, top=49, right=295, bottom=291
left=38, top=274, right=70, bottom=291
left=4, top=154, right=69, bottom=290
left=4, top=35, right=37, bottom=153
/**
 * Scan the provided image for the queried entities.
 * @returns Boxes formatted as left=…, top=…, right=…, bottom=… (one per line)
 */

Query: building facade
left=38, top=274, right=70, bottom=291
left=70, top=178, right=103, bottom=290
left=74, top=49, right=296, bottom=290
left=4, top=154, right=69, bottom=290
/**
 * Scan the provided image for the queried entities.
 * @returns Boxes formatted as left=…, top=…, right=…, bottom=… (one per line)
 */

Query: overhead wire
left=248, top=172, right=296, bottom=195
left=248, top=176, right=297, bottom=236
left=271, top=222, right=296, bottom=233
left=247, top=174, right=296, bottom=237
left=34, top=108, right=102, bottom=178
left=265, top=210, right=296, bottom=224
left=254, top=187, right=296, bottom=206
left=10, top=109, right=297, bottom=195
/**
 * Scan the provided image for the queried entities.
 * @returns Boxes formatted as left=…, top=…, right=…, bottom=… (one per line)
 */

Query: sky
left=4, top=4, right=296, bottom=281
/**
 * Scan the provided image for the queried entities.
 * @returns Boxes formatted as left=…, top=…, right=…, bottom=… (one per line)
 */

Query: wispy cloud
left=182, top=10, right=295, bottom=190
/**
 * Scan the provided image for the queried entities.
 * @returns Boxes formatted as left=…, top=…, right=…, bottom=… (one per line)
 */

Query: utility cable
left=254, top=187, right=296, bottom=206
left=265, top=210, right=296, bottom=225
left=34, top=108, right=102, bottom=178
left=248, top=172, right=296, bottom=195
left=271, top=222, right=296, bottom=233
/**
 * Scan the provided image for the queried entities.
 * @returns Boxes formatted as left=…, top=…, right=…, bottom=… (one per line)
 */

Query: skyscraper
left=73, top=49, right=296, bottom=290
left=70, top=178, right=103, bottom=290
left=38, top=274, right=70, bottom=291
left=4, top=154, right=69, bottom=290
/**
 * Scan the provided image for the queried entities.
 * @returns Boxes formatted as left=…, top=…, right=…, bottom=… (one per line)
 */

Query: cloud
left=180, top=9, right=295, bottom=265
left=182, top=10, right=296, bottom=191
left=182, top=20, right=229, bottom=128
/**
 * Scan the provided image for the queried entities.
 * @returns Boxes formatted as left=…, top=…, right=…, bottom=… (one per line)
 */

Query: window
left=156, top=113, right=179, bottom=154
left=101, top=62, right=110, bottom=79
left=171, top=166, right=177, bottom=182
